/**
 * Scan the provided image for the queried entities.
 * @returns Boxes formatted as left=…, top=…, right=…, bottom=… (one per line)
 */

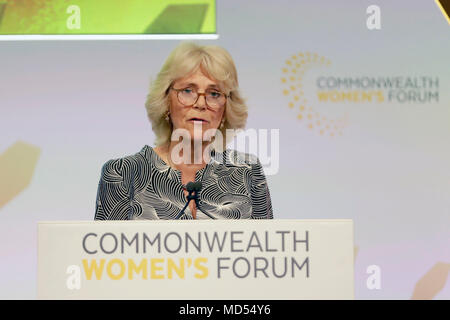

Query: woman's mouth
left=188, top=117, right=209, bottom=124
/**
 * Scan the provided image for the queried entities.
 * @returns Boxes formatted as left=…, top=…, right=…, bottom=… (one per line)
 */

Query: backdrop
left=0, top=0, right=449, bottom=299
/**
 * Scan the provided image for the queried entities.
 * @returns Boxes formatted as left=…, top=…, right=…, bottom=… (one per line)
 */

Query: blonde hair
left=145, top=42, right=248, bottom=150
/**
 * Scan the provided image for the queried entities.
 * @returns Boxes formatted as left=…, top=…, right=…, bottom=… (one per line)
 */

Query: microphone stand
left=175, top=181, right=216, bottom=219
left=193, top=196, right=216, bottom=219
left=175, top=188, right=197, bottom=219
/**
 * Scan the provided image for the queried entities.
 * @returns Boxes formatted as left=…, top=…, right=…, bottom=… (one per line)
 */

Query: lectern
left=38, top=219, right=354, bottom=299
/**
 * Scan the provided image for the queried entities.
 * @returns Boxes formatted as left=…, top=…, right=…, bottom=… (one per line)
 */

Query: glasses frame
left=170, top=86, right=230, bottom=110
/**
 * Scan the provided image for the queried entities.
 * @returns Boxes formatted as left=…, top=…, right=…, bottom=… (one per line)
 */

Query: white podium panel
left=38, top=219, right=354, bottom=299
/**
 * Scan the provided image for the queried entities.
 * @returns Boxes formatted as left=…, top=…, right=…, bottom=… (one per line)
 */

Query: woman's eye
left=209, top=91, right=221, bottom=98
left=183, top=88, right=193, bottom=94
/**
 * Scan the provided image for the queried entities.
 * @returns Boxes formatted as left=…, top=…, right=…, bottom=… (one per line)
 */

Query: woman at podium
left=94, top=42, right=273, bottom=220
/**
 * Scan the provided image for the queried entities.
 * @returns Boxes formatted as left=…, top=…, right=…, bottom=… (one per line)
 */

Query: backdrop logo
left=281, top=52, right=347, bottom=137
left=281, top=52, right=440, bottom=137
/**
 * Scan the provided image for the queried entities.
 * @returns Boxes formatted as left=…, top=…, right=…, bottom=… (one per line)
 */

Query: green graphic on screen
left=0, top=0, right=216, bottom=35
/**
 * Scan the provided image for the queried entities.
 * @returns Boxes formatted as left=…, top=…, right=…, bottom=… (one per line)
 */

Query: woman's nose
left=194, top=94, right=207, bottom=109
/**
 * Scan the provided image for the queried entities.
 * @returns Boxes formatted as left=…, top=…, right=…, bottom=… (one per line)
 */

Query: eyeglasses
left=170, top=86, right=229, bottom=110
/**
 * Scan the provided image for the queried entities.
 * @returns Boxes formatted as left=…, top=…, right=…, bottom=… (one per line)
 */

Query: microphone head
left=186, top=182, right=195, bottom=192
left=194, top=181, right=202, bottom=191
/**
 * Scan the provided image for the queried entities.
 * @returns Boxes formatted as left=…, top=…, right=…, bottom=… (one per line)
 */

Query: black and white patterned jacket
left=94, top=145, right=273, bottom=220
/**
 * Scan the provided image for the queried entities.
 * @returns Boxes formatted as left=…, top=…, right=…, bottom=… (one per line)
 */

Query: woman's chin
left=171, top=124, right=219, bottom=144
left=188, top=127, right=215, bottom=141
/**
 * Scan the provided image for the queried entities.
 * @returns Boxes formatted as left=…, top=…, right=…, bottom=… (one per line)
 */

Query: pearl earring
left=165, top=110, right=170, bottom=122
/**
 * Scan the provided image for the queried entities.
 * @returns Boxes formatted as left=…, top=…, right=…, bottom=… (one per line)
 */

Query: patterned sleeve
left=250, top=157, right=274, bottom=219
left=94, top=159, right=130, bottom=220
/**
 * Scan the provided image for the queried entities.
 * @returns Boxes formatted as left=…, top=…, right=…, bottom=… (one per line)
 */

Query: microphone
left=175, top=181, right=200, bottom=219
left=186, top=181, right=201, bottom=193
left=175, top=181, right=216, bottom=219
left=190, top=182, right=216, bottom=220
